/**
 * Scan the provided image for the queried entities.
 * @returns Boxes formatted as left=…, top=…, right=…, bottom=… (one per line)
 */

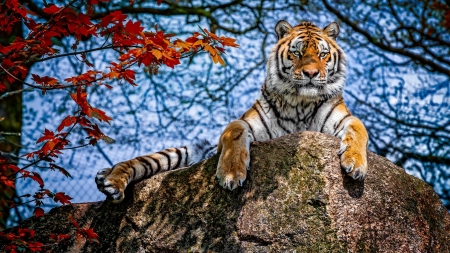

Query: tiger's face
left=267, top=21, right=346, bottom=102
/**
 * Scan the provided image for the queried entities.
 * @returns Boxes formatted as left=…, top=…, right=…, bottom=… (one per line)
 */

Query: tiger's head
left=266, top=21, right=346, bottom=102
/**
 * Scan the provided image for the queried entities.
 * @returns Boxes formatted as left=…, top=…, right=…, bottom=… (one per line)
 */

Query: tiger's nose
left=303, top=69, right=319, bottom=78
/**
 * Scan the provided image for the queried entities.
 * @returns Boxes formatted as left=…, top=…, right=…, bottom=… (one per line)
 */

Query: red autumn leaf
left=70, top=92, right=90, bottom=116
left=1, top=58, right=14, bottom=68
left=36, top=129, right=54, bottom=143
left=77, top=13, right=93, bottom=26
left=71, top=216, right=80, bottom=229
left=7, top=164, right=20, bottom=172
left=151, top=49, right=162, bottom=59
left=50, top=163, right=72, bottom=178
left=0, top=176, right=15, bottom=188
left=124, top=69, right=135, bottom=80
left=41, top=140, right=56, bottom=156
left=110, top=10, right=127, bottom=22
left=54, top=192, right=72, bottom=205
left=29, top=172, right=44, bottom=187
left=220, top=37, right=239, bottom=47
left=80, top=228, right=99, bottom=243
left=156, top=0, right=163, bottom=5
left=43, top=5, right=62, bottom=15
left=125, top=20, right=143, bottom=35
left=50, top=233, right=71, bottom=241
left=31, top=74, right=58, bottom=87
left=33, top=207, right=45, bottom=218
left=118, top=53, right=130, bottom=61
left=18, top=228, right=35, bottom=238
left=28, top=241, right=44, bottom=252
left=90, top=107, right=112, bottom=123
left=98, top=13, right=113, bottom=27
left=57, top=116, right=77, bottom=132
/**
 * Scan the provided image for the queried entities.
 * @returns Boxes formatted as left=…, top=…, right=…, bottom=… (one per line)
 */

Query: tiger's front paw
left=216, top=149, right=250, bottom=191
left=95, top=168, right=127, bottom=203
left=339, top=142, right=368, bottom=180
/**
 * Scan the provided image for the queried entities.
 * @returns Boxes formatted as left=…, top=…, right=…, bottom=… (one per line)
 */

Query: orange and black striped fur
left=96, top=21, right=368, bottom=203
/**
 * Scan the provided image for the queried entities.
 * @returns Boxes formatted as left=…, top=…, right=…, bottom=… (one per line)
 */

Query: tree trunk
left=0, top=20, right=24, bottom=230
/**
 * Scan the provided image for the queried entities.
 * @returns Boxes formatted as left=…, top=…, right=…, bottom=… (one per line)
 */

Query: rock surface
left=8, top=132, right=450, bottom=252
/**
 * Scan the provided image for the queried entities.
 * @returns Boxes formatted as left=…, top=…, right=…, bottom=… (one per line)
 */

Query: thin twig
left=0, top=65, right=74, bottom=90
left=0, top=87, right=34, bottom=101
left=30, top=45, right=122, bottom=63
left=0, top=132, right=21, bottom=136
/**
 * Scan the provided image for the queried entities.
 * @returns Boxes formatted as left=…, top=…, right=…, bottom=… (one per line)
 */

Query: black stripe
left=333, top=114, right=352, bottom=136
left=240, top=118, right=256, bottom=141
left=261, top=89, right=297, bottom=124
left=275, top=45, right=285, bottom=81
left=181, top=146, right=188, bottom=166
left=175, top=148, right=182, bottom=169
left=332, top=52, right=337, bottom=74
left=234, top=131, right=243, bottom=140
left=320, top=99, right=344, bottom=133
left=277, top=118, right=291, bottom=134
left=336, top=50, right=341, bottom=73
left=157, top=151, right=172, bottom=170
left=136, top=157, right=153, bottom=177
left=308, top=100, right=326, bottom=123
left=202, top=146, right=216, bottom=159
left=280, top=49, right=291, bottom=75
left=150, top=156, right=162, bottom=174
left=122, top=171, right=131, bottom=178
left=126, top=161, right=136, bottom=179
left=131, top=166, right=137, bottom=180
left=253, top=101, right=273, bottom=139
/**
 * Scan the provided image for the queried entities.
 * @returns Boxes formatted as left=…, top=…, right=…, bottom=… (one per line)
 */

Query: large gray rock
left=9, top=132, right=450, bottom=252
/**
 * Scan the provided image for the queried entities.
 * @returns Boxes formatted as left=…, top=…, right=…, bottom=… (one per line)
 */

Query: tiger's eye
left=319, top=52, right=328, bottom=58
left=293, top=51, right=300, bottom=56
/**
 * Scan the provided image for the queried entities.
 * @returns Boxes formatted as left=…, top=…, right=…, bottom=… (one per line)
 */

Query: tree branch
left=322, top=0, right=450, bottom=77
left=0, top=87, right=33, bottom=101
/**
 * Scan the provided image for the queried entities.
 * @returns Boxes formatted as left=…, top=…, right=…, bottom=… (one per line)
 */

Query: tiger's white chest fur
left=246, top=80, right=344, bottom=143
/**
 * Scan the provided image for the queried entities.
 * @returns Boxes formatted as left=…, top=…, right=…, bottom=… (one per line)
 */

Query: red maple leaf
left=33, top=207, right=45, bottom=218
left=79, top=228, right=99, bottom=243
left=54, top=192, right=72, bottom=205
left=36, top=129, right=54, bottom=143
left=49, top=163, right=72, bottom=178
left=0, top=176, right=15, bottom=188
left=125, top=20, right=143, bottom=35
left=90, top=107, right=113, bottom=123
left=28, top=241, right=44, bottom=252
left=57, top=116, right=77, bottom=132
left=31, top=74, right=58, bottom=87
left=42, top=5, right=62, bottom=15
left=29, top=172, right=44, bottom=187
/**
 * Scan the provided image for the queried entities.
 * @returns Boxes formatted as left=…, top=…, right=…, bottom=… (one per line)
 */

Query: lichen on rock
left=6, top=132, right=450, bottom=252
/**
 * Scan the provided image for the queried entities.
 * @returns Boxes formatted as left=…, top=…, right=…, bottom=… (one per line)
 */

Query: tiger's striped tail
left=95, top=140, right=216, bottom=203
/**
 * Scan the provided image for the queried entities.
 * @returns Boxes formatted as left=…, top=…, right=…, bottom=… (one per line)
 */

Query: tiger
left=95, top=20, right=369, bottom=203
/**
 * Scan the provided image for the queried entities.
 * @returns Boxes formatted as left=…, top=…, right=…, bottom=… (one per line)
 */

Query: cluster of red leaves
left=0, top=156, right=45, bottom=192
left=71, top=217, right=99, bottom=243
left=0, top=228, right=44, bottom=253
left=29, top=189, right=73, bottom=218
left=0, top=0, right=238, bottom=251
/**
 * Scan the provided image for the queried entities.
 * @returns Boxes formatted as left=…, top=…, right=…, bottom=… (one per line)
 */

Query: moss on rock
left=5, top=132, right=450, bottom=252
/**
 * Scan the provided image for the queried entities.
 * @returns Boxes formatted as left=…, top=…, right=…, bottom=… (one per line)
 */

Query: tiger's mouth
left=292, top=79, right=326, bottom=88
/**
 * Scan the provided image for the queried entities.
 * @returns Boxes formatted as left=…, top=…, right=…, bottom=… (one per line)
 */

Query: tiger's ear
left=323, top=22, right=340, bottom=40
left=275, top=20, right=292, bottom=40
